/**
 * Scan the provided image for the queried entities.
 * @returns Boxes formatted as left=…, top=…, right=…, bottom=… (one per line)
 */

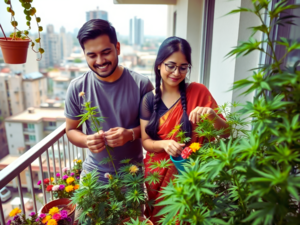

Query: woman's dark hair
left=146, top=36, right=192, bottom=140
left=77, top=19, right=118, bottom=50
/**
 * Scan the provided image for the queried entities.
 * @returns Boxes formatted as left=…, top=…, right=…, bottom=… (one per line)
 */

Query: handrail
left=0, top=122, right=66, bottom=190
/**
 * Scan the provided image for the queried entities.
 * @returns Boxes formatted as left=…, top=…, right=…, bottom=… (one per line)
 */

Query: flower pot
left=40, top=198, right=76, bottom=224
left=121, top=217, right=153, bottom=225
left=170, top=155, right=187, bottom=175
left=0, top=38, right=31, bottom=64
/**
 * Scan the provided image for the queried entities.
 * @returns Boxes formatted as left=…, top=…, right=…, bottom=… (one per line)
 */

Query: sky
left=0, top=0, right=168, bottom=37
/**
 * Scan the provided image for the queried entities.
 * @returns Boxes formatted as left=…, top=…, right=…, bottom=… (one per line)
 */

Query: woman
left=139, top=37, right=229, bottom=223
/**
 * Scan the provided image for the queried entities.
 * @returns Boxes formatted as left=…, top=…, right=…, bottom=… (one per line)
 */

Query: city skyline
left=0, top=0, right=168, bottom=37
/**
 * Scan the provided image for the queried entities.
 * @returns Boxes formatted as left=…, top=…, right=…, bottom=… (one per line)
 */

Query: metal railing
left=0, top=122, right=86, bottom=225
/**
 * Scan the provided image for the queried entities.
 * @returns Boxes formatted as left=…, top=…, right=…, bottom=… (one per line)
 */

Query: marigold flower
left=65, top=185, right=74, bottom=192
left=181, top=147, right=192, bottom=159
left=104, top=173, right=113, bottom=179
left=42, top=215, right=51, bottom=224
left=46, top=185, right=53, bottom=192
left=66, top=177, right=75, bottom=184
left=74, top=184, right=80, bottom=190
left=48, top=207, right=59, bottom=216
left=73, top=159, right=77, bottom=162
left=79, top=91, right=85, bottom=97
left=9, top=207, right=21, bottom=217
left=48, top=219, right=58, bottom=225
left=77, top=160, right=82, bottom=163
left=50, top=177, right=54, bottom=182
left=43, top=178, right=49, bottom=184
left=189, top=142, right=201, bottom=152
left=129, top=165, right=139, bottom=174
left=37, top=180, right=41, bottom=185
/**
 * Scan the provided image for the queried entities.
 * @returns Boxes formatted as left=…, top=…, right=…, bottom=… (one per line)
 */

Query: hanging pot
left=170, top=155, right=187, bottom=175
left=40, top=198, right=76, bottom=225
left=0, top=38, right=31, bottom=64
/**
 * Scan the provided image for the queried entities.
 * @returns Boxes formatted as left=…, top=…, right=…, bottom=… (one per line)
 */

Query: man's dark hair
left=77, top=19, right=118, bottom=50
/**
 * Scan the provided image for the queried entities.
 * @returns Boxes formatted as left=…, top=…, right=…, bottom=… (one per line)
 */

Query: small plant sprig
left=167, top=124, right=191, bottom=144
left=4, top=0, right=44, bottom=60
left=77, top=91, right=117, bottom=175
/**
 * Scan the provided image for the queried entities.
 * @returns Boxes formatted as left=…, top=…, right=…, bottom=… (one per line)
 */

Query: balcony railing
left=0, top=122, right=86, bottom=224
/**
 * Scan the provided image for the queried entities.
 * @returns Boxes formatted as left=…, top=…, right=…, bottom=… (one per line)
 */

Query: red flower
left=44, top=178, right=50, bottom=184
left=46, top=185, right=53, bottom=192
left=181, top=147, right=192, bottom=159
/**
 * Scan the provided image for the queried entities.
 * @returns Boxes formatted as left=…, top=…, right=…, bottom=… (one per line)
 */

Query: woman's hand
left=162, top=140, right=185, bottom=157
left=189, top=106, right=217, bottom=124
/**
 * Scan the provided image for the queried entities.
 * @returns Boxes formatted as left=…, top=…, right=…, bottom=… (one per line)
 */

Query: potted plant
left=0, top=0, right=44, bottom=64
left=154, top=0, right=300, bottom=224
left=122, top=217, right=153, bottom=225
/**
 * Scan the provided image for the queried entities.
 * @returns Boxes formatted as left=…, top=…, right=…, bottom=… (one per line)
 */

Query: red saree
left=144, top=82, right=225, bottom=224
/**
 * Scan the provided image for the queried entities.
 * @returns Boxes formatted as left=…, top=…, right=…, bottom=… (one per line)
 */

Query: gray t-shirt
left=64, top=68, right=153, bottom=181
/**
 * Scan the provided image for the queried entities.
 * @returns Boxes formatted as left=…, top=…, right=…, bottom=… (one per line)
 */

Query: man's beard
left=89, top=58, right=119, bottom=78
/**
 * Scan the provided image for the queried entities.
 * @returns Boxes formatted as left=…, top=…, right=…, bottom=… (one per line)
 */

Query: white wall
left=5, top=122, right=24, bottom=155
left=35, top=122, right=44, bottom=141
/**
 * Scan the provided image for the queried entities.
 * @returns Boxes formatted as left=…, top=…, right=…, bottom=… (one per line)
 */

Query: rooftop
left=5, top=107, right=65, bottom=123
left=23, top=72, right=44, bottom=80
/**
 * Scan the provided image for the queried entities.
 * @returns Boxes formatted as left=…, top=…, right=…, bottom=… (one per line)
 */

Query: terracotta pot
left=41, top=198, right=76, bottom=224
left=121, top=217, right=153, bottom=225
left=0, top=37, right=31, bottom=64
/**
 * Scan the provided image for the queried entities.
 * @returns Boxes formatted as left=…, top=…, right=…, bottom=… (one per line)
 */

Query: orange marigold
left=189, top=142, right=201, bottom=152
left=65, top=185, right=74, bottom=192
left=9, top=207, right=21, bottom=217
left=42, top=215, right=51, bottom=224
left=74, top=184, right=80, bottom=190
left=47, top=219, right=58, bottom=225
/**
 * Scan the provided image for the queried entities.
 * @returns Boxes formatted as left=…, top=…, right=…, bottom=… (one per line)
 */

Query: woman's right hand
left=162, top=140, right=185, bottom=157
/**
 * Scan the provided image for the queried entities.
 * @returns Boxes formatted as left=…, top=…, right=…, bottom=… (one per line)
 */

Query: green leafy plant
left=71, top=159, right=163, bottom=225
left=124, top=217, right=152, bottom=225
left=155, top=1, right=300, bottom=224
left=167, top=124, right=191, bottom=144
left=3, top=0, right=44, bottom=59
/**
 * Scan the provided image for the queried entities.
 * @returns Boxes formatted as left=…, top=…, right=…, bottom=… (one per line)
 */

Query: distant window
left=29, top=135, right=36, bottom=142
left=40, top=90, right=42, bottom=96
left=10, top=134, right=12, bottom=137
left=49, top=122, right=56, bottom=127
left=28, top=124, right=34, bottom=130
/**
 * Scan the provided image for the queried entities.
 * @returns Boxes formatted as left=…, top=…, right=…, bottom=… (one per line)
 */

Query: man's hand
left=86, top=130, right=106, bottom=153
left=104, top=127, right=132, bottom=148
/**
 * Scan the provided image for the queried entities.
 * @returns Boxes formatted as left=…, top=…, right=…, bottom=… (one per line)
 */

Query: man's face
left=83, top=35, right=120, bottom=78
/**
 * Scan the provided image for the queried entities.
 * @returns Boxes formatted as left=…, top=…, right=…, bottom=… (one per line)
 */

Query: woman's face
left=158, top=51, right=190, bottom=88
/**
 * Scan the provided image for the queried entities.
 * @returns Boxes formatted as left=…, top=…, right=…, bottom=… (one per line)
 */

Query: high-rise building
left=60, top=26, right=73, bottom=60
left=129, top=17, right=144, bottom=46
left=39, top=25, right=61, bottom=69
left=86, top=7, right=108, bottom=21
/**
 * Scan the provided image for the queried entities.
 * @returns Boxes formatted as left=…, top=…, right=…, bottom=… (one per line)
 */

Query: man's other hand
left=104, top=127, right=132, bottom=148
left=86, top=130, right=106, bottom=153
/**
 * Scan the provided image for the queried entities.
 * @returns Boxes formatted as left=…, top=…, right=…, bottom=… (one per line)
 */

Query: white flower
left=62, top=167, right=70, bottom=173
left=79, top=92, right=85, bottom=97
left=104, top=173, right=111, bottom=179
left=52, top=185, right=60, bottom=191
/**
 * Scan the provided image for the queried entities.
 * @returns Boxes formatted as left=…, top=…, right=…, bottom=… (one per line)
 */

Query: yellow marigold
left=74, top=184, right=80, bottom=190
left=73, top=159, right=77, bottom=162
left=42, top=215, right=51, bottom=224
left=9, top=207, right=21, bottom=217
left=47, top=219, right=58, bottom=225
left=79, top=92, right=85, bottom=97
left=77, top=160, right=82, bottom=163
left=66, top=177, right=75, bottom=184
left=129, top=165, right=139, bottom=174
left=50, top=177, right=54, bottom=182
left=65, top=185, right=74, bottom=192
left=48, top=206, right=59, bottom=216
left=189, top=142, right=201, bottom=152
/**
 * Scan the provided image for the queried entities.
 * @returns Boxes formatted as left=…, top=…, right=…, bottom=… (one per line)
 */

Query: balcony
left=23, top=129, right=35, bottom=134
left=0, top=123, right=85, bottom=224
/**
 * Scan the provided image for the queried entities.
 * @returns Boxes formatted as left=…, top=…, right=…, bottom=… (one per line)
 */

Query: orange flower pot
left=40, top=198, right=76, bottom=224
left=0, top=37, right=31, bottom=64
left=121, top=217, right=153, bottom=225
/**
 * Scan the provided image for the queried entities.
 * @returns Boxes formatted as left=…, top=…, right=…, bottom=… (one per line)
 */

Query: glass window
left=29, top=135, right=36, bottom=142
left=28, top=124, right=35, bottom=130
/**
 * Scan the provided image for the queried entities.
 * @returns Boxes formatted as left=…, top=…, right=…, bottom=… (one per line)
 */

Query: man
left=65, top=19, right=153, bottom=182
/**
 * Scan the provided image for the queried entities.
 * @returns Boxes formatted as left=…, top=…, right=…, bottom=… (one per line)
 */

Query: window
left=40, top=90, right=42, bottom=96
left=28, top=124, right=34, bottom=130
left=49, top=122, right=56, bottom=127
left=29, top=135, right=36, bottom=142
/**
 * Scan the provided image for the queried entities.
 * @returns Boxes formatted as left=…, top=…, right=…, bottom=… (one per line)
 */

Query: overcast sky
left=0, top=0, right=168, bottom=36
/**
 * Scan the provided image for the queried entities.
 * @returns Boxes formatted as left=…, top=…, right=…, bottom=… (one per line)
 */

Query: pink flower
left=56, top=173, right=60, bottom=177
left=62, top=167, right=69, bottom=173
left=62, top=175, right=68, bottom=180
left=60, top=210, right=68, bottom=219
left=37, top=180, right=41, bottom=185
left=52, top=185, right=60, bottom=191
left=181, top=147, right=192, bottom=159
left=39, top=213, right=46, bottom=218
left=59, top=184, right=65, bottom=190
left=70, top=172, right=75, bottom=176
left=52, top=213, right=61, bottom=220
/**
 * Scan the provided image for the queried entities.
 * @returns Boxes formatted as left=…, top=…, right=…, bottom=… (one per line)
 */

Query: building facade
left=86, top=8, right=108, bottom=21
left=129, top=16, right=144, bottom=46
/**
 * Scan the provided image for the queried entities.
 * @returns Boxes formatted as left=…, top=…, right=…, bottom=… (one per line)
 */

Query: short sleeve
left=141, top=79, right=154, bottom=97
left=64, top=82, right=81, bottom=120
left=140, top=92, right=154, bottom=120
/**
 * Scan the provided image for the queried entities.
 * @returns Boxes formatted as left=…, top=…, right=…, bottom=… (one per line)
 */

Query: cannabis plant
left=157, top=0, right=300, bottom=224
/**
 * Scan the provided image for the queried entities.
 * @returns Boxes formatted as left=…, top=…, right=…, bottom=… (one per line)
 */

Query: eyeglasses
left=164, top=63, right=191, bottom=74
